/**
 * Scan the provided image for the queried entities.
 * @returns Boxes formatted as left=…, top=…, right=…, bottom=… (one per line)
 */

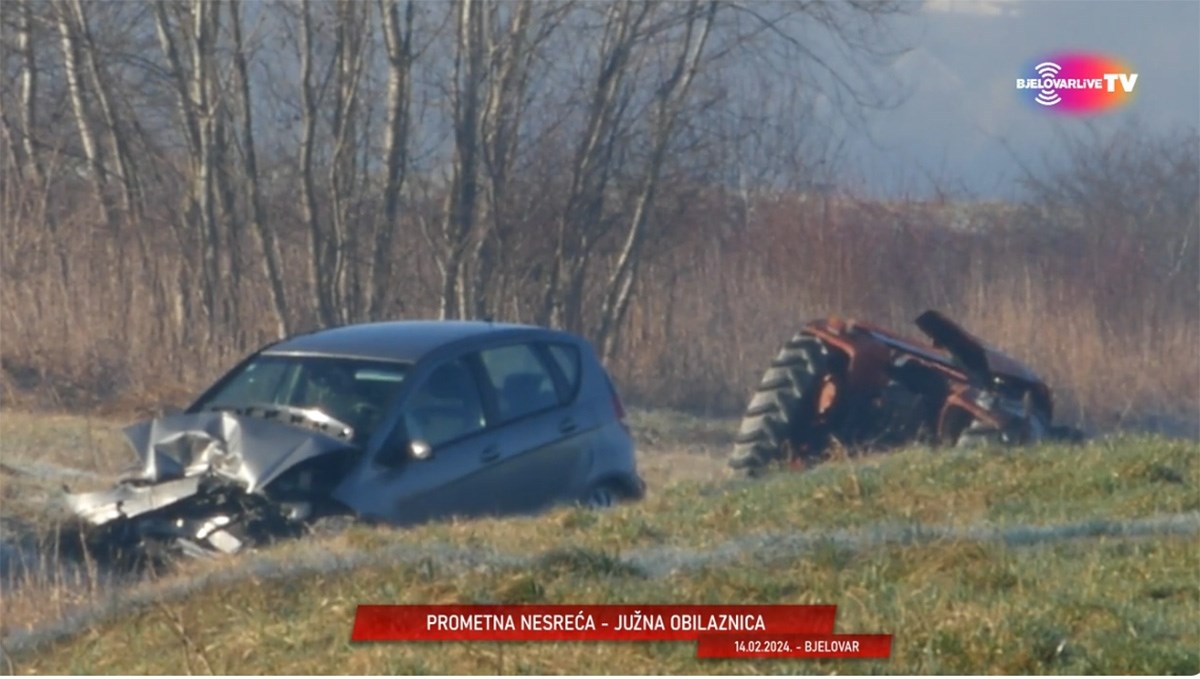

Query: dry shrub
left=614, top=186, right=1198, bottom=431
left=2, top=133, right=1196, bottom=433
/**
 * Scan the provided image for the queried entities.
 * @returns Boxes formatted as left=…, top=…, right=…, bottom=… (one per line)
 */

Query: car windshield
left=195, top=354, right=410, bottom=444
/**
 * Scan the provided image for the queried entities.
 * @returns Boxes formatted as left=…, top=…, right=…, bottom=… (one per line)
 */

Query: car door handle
left=559, top=417, right=578, bottom=434
left=480, top=445, right=501, bottom=463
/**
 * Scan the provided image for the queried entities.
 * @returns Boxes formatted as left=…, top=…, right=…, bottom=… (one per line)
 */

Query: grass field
left=1, top=410, right=1197, bottom=674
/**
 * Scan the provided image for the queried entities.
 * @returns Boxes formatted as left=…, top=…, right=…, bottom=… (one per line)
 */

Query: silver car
left=67, top=321, right=643, bottom=558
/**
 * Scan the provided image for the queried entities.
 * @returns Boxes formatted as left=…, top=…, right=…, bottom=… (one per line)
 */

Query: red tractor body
left=730, top=310, right=1080, bottom=474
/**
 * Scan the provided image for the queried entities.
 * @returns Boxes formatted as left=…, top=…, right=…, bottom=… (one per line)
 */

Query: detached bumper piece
left=66, top=476, right=203, bottom=525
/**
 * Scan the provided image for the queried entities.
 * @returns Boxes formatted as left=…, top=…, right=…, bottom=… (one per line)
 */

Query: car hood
left=119, top=411, right=357, bottom=493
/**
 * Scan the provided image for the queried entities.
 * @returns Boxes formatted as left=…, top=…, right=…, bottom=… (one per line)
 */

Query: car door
left=538, top=340, right=602, bottom=495
left=469, top=341, right=587, bottom=513
left=335, top=356, right=510, bottom=524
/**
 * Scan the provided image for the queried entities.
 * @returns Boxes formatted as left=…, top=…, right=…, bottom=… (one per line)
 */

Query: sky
left=842, top=0, right=1200, bottom=198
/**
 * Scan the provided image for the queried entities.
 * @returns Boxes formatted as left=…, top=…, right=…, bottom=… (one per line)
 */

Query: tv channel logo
left=1016, top=53, right=1137, bottom=114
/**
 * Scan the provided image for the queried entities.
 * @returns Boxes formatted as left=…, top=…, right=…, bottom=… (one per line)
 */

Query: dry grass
left=0, top=411, right=130, bottom=477
left=4, top=441, right=1195, bottom=676
left=615, top=194, right=1199, bottom=429
left=3, top=184, right=1197, bottom=435
left=1, top=408, right=1196, bottom=673
left=11, top=506, right=1198, bottom=675
left=0, top=411, right=129, bottom=624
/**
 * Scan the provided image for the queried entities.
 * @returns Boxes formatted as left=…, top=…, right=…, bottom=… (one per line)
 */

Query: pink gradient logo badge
left=1016, top=53, right=1138, bottom=114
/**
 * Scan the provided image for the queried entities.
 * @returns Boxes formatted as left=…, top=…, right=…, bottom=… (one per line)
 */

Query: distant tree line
left=0, top=0, right=902, bottom=358
left=1, top=1, right=1194, bottom=428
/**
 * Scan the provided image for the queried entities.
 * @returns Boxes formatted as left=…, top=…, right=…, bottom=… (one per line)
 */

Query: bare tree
left=366, top=0, right=416, bottom=321
left=432, top=0, right=487, bottom=319
left=3, top=0, right=74, bottom=290
left=16, top=0, right=41, bottom=183
left=540, top=2, right=653, bottom=332
left=68, top=0, right=142, bottom=226
left=297, top=0, right=333, bottom=327
left=326, top=0, right=370, bottom=324
left=55, top=0, right=117, bottom=233
left=595, top=0, right=718, bottom=362
left=1, top=0, right=926, bottom=415
left=230, top=0, right=289, bottom=338
left=1017, top=123, right=1200, bottom=320
left=150, top=0, right=229, bottom=340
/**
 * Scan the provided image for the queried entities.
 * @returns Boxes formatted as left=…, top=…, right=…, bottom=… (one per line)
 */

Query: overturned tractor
left=730, top=310, right=1082, bottom=475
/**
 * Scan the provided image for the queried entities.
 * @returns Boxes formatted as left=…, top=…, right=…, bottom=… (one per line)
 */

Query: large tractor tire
left=729, top=334, right=834, bottom=475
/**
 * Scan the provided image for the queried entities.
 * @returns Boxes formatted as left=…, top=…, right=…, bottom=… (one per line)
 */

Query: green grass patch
left=3, top=412, right=1198, bottom=674
left=18, top=535, right=1196, bottom=675
left=322, top=435, right=1198, bottom=561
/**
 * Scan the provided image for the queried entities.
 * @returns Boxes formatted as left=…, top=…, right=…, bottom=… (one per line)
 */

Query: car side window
left=545, top=343, right=582, bottom=403
left=403, top=358, right=486, bottom=448
left=477, top=343, right=560, bottom=423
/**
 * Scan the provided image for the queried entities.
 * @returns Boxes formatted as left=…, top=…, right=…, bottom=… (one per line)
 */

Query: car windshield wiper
left=206, top=402, right=356, bottom=441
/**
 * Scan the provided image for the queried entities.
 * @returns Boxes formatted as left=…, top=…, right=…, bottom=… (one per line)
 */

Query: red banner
left=696, top=633, right=893, bottom=659
left=351, top=604, right=837, bottom=642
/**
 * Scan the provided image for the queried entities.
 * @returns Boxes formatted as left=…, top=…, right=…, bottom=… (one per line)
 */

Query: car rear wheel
left=582, top=482, right=620, bottom=509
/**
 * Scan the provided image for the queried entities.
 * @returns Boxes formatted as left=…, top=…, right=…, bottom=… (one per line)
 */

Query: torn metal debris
left=67, top=411, right=358, bottom=557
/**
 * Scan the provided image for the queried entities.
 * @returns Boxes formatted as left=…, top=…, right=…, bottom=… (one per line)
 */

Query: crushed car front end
left=66, top=410, right=359, bottom=559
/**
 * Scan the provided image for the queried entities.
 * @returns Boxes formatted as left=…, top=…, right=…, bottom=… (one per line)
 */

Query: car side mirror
left=409, top=440, right=433, bottom=461
left=160, top=404, right=185, bottom=417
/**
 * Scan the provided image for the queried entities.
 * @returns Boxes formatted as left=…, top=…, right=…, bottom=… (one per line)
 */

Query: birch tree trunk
left=298, top=0, right=335, bottom=327
left=596, top=1, right=717, bottom=362
left=230, top=0, right=290, bottom=338
left=539, top=2, right=650, bottom=332
left=368, top=0, right=415, bottom=321
left=437, top=0, right=486, bottom=319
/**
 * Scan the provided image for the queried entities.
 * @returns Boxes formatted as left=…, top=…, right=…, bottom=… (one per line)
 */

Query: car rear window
left=545, top=343, right=581, bottom=402
left=403, top=358, right=486, bottom=447
left=477, top=344, right=559, bottom=422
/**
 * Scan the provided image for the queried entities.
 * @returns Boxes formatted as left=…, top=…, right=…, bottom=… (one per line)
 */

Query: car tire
left=729, top=333, right=832, bottom=475
left=582, top=482, right=621, bottom=509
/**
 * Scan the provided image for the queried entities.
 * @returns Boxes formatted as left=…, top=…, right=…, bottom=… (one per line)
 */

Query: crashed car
left=729, top=310, right=1083, bottom=475
left=68, top=321, right=644, bottom=559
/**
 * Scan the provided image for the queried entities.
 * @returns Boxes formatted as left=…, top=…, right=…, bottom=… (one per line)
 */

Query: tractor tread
left=729, top=332, right=832, bottom=475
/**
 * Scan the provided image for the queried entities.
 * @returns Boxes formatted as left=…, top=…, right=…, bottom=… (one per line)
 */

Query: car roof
left=262, top=320, right=556, bottom=363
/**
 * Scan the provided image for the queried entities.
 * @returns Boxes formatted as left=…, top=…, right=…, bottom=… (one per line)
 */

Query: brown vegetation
left=617, top=130, right=1199, bottom=430
left=0, top=2, right=1195, bottom=433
